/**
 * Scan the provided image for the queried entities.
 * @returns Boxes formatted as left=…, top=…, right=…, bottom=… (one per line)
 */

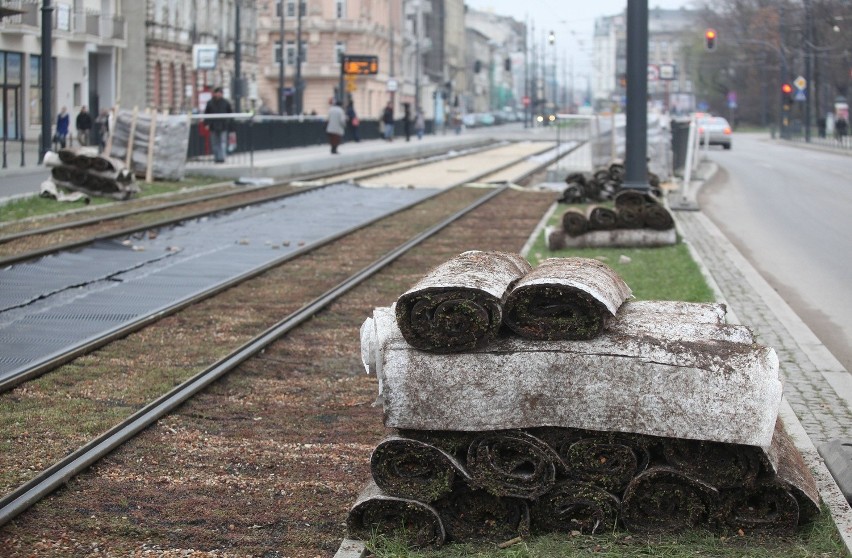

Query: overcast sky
left=465, top=0, right=692, bottom=78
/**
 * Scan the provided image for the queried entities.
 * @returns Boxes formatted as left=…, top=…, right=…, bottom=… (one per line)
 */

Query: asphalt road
left=698, top=132, right=852, bottom=371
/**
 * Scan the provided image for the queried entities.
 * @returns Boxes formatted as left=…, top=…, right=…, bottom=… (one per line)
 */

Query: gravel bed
left=0, top=185, right=556, bottom=556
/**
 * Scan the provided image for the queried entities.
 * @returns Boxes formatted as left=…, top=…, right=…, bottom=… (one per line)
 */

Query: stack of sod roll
left=548, top=190, right=676, bottom=250
left=45, top=147, right=138, bottom=200
left=348, top=251, right=818, bottom=548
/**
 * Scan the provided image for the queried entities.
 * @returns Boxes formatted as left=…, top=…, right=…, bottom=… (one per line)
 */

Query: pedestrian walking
left=54, top=107, right=70, bottom=149
left=346, top=101, right=360, bottom=142
left=75, top=106, right=93, bottom=146
left=835, top=118, right=848, bottom=142
left=381, top=101, right=395, bottom=141
left=414, top=107, right=426, bottom=140
left=326, top=98, right=347, bottom=154
left=204, top=87, right=233, bottom=163
left=94, top=108, right=110, bottom=152
left=402, top=103, right=412, bottom=142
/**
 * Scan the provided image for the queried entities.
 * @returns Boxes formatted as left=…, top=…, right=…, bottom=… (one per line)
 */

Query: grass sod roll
left=465, top=430, right=561, bottom=499
left=719, top=482, right=800, bottom=535
left=395, top=250, right=531, bottom=352
left=615, top=205, right=645, bottom=229
left=662, top=438, right=764, bottom=488
left=347, top=481, right=446, bottom=548
left=503, top=257, right=632, bottom=341
left=561, top=208, right=589, bottom=237
left=643, top=203, right=675, bottom=230
left=370, top=436, right=469, bottom=503
left=562, top=435, right=651, bottom=494
left=586, top=204, right=618, bottom=230
left=529, top=480, right=621, bottom=535
left=621, top=466, right=720, bottom=534
left=432, top=483, right=530, bottom=543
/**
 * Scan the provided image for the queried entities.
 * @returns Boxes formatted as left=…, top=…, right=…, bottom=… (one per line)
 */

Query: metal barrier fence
left=186, top=114, right=434, bottom=167
left=785, top=129, right=852, bottom=152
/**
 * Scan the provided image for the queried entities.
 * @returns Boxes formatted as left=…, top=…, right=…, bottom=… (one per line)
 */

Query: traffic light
left=781, top=83, right=793, bottom=106
left=704, top=29, right=717, bottom=51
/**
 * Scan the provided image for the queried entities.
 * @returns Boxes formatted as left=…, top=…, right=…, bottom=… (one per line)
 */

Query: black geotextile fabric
left=353, top=425, right=819, bottom=545
left=394, top=251, right=530, bottom=353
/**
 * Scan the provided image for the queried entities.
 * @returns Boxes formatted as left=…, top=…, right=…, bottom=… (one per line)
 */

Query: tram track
left=0, top=140, right=566, bottom=394
left=0, top=184, right=509, bottom=529
left=0, top=141, right=504, bottom=262
left=0, top=177, right=556, bottom=554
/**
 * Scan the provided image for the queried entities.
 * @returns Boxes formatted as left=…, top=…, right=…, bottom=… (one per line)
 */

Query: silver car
left=697, top=116, right=733, bottom=149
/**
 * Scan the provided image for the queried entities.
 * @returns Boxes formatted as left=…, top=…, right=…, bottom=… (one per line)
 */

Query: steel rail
left=0, top=151, right=534, bottom=393
left=0, top=185, right=509, bottom=529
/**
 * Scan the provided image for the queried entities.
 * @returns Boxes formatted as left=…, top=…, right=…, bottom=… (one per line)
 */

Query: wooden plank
left=125, top=106, right=139, bottom=168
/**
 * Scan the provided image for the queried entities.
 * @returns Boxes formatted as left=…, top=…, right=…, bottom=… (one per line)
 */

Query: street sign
left=345, top=74, right=357, bottom=93
left=659, top=64, right=676, bottom=80
left=794, top=76, right=807, bottom=90
left=794, top=90, right=807, bottom=102
left=386, top=78, right=398, bottom=92
left=727, top=91, right=737, bottom=109
left=647, top=64, right=659, bottom=82
left=342, top=55, right=378, bottom=75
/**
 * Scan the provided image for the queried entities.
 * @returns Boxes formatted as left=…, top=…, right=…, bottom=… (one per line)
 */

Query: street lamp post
left=548, top=31, right=556, bottom=112
left=623, top=0, right=650, bottom=191
left=39, top=0, right=54, bottom=163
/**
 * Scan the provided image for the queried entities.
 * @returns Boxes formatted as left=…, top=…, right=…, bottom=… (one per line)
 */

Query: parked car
left=697, top=116, right=733, bottom=149
left=476, top=113, right=496, bottom=126
left=461, top=113, right=477, bottom=128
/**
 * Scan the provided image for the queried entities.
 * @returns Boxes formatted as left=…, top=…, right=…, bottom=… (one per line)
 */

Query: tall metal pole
left=295, top=0, right=303, bottom=114
left=623, top=0, right=649, bottom=191
left=523, top=14, right=529, bottom=128
left=278, top=1, right=285, bottom=114
left=804, top=0, right=813, bottom=142
left=414, top=0, right=422, bottom=112
left=234, top=2, right=242, bottom=113
left=40, top=0, right=54, bottom=163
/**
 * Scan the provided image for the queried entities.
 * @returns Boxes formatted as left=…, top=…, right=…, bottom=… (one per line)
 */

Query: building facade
left=0, top=0, right=126, bottom=140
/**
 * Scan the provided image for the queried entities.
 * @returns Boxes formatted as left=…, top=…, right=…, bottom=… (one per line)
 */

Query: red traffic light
left=781, top=83, right=793, bottom=94
left=704, top=28, right=717, bottom=51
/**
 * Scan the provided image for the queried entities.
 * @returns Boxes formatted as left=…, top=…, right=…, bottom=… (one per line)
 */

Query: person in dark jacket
left=345, top=101, right=360, bottom=142
left=94, top=108, right=110, bottom=152
left=402, top=102, right=412, bottom=142
left=381, top=101, right=394, bottom=141
left=75, top=106, right=93, bottom=146
left=55, top=106, right=70, bottom=149
left=204, top=87, right=233, bottom=163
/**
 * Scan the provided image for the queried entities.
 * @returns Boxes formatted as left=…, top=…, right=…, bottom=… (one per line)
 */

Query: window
left=335, top=41, right=345, bottom=62
left=286, top=41, right=307, bottom=65
left=286, top=0, right=304, bottom=17
left=276, top=0, right=282, bottom=17
left=336, top=0, right=345, bottom=18
left=275, top=41, right=283, bottom=64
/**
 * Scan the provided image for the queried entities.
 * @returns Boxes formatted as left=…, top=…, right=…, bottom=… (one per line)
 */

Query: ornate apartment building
left=120, top=0, right=259, bottom=114
left=0, top=0, right=126, bottom=139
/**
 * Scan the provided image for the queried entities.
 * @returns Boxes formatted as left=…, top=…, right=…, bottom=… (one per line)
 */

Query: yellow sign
left=345, top=74, right=357, bottom=92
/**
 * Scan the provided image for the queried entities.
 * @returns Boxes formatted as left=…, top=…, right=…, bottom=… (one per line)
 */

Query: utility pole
left=623, top=0, right=650, bottom=191
left=523, top=14, right=529, bottom=128
left=39, top=0, right=54, bottom=163
left=234, top=2, right=242, bottom=113
left=414, top=0, right=422, bottom=112
left=278, top=0, right=286, bottom=114
left=295, top=0, right=304, bottom=115
left=804, top=0, right=813, bottom=142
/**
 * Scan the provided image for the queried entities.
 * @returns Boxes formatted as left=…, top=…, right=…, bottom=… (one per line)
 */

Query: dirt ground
left=0, top=186, right=556, bottom=557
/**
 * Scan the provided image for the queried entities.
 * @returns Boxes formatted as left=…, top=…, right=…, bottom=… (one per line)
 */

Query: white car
left=697, top=116, right=733, bottom=149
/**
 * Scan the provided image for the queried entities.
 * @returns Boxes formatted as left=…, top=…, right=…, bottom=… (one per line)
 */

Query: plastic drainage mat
left=0, top=183, right=439, bottom=380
